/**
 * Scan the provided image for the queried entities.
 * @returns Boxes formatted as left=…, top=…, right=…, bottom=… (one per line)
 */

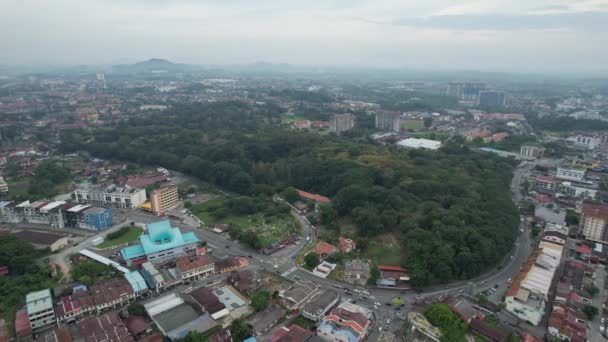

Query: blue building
left=478, top=90, right=506, bottom=107
left=82, top=207, right=113, bottom=231
left=121, top=220, right=200, bottom=266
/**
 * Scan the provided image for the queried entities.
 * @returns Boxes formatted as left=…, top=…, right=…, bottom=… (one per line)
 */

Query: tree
left=424, top=117, right=433, bottom=128
left=250, top=290, right=270, bottom=312
left=566, top=210, right=579, bottom=226
left=230, top=318, right=252, bottom=341
left=128, top=303, right=146, bottom=317
left=319, top=204, right=337, bottom=225
left=424, top=304, right=468, bottom=342
left=282, top=187, right=299, bottom=204
left=583, top=305, right=599, bottom=320
left=585, top=285, right=599, bottom=297
left=369, top=265, right=380, bottom=284
left=304, top=253, right=320, bottom=269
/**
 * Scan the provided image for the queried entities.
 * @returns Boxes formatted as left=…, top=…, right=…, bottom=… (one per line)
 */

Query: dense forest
left=61, top=102, right=519, bottom=286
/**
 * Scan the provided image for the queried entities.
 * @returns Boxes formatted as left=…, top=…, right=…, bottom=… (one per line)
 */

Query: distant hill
left=112, top=58, right=201, bottom=74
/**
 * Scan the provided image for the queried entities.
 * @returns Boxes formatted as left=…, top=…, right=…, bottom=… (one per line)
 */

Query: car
left=601, top=325, right=605, bottom=334
left=248, top=255, right=253, bottom=258
left=224, top=245, right=230, bottom=248
left=602, top=317, right=606, bottom=324
left=395, top=307, right=401, bottom=311
left=507, top=278, right=512, bottom=284
left=494, top=284, right=499, bottom=289
left=385, top=303, right=392, bottom=306
left=378, top=327, right=382, bottom=332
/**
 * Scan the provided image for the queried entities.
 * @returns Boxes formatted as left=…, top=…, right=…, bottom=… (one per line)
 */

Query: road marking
left=281, top=266, right=298, bottom=277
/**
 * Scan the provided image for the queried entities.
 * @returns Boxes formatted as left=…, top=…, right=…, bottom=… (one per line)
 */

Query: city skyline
left=1, top=0, right=607, bottom=74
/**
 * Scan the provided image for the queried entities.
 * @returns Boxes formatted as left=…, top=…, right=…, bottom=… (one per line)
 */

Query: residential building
left=330, top=114, right=355, bottom=134
left=313, top=261, right=337, bottom=279
left=338, top=237, right=356, bottom=253
left=314, top=242, right=338, bottom=260
left=581, top=202, right=608, bottom=243
left=504, top=241, right=563, bottom=326
left=301, top=290, right=339, bottom=321
left=556, top=182, right=598, bottom=199
left=227, top=270, right=260, bottom=294
left=343, top=259, right=371, bottom=286
left=15, top=309, right=32, bottom=342
left=447, top=82, right=486, bottom=101
left=468, top=318, right=509, bottom=342
left=374, top=111, right=400, bottom=131
left=478, top=90, right=506, bottom=107
left=396, top=138, right=441, bottom=150
left=139, top=262, right=166, bottom=293
left=175, top=255, right=215, bottom=283
left=535, top=176, right=557, bottom=192
left=76, top=312, right=133, bottom=342
left=216, top=257, right=242, bottom=273
left=317, top=301, right=372, bottom=342
left=72, top=183, right=146, bottom=209
left=520, top=145, right=545, bottom=159
left=377, top=265, right=409, bottom=286
left=54, top=278, right=140, bottom=324
left=574, top=135, right=599, bottom=150
left=270, top=324, right=314, bottom=342
left=280, top=281, right=319, bottom=310
left=0, top=177, right=7, bottom=193
left=26, top=289, right=55, bottom=331
left=120, top=220, right=199, bottom=266
left=150, top=184, right=180, bottom=216
left=190, top=287, right=229, bottom=320
left=556, top=167, right=586, bottom=182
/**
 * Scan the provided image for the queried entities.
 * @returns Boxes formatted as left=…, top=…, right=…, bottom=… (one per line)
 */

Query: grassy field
left=6, top=177, right=31, bottom=199
left=97, top=226, right=143, bottom=248
left=292, top=315, right=317, bottom=330
left=192, top=198, right=300, bottom=247
left=365, top=235, right=407, bottom=267
left=400, top=120, right=424, bottom=130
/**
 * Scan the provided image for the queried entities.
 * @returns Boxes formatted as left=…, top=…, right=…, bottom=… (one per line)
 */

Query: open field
left=97, top=226, right=143, bottom=248
left=192, top=197, right=300, bottom=247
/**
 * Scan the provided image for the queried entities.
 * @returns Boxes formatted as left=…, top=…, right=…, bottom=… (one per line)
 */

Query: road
left=76, top=160, right=535, bottom=339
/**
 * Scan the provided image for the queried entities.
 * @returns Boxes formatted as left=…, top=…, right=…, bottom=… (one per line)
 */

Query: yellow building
left=151, top=184, right=179, bottom=216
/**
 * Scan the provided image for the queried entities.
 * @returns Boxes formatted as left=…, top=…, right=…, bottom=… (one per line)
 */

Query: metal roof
left=26, top=289, right=53, bottom=314
left=79, top=249, right=129, bottom=273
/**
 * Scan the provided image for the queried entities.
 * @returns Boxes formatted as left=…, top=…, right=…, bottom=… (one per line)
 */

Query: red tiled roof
left=126, top=316, right=146, bottom=336
left=0, top=266, right=8, bottom=276
left=338, top=237, right=356, bottom=253
left=270, top=325, right=313, bottom=342
left=15, top=309, right=32, bottom=338
left=582, top=202, right=608, bottom=220
left=378, top=265, right=407, bottom=272
left=315, top=242, right=338, bottom=256
left=536, top=175, right=557, bottom=183
left=176, top=255, right=214, bottom=273
left=575, top=244, right=592, bottom=255
left=296, top=189, right=330, bottom=204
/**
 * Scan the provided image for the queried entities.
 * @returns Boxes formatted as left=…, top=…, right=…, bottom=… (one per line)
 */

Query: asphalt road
left=93, top=161, right=535, bottom=338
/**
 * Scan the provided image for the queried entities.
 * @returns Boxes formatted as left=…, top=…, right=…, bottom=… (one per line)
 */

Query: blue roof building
left=121, top=220, right=200, bottom=266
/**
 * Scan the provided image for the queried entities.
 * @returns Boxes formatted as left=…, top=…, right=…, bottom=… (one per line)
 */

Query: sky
left=0, top=0, right=607, bottom=74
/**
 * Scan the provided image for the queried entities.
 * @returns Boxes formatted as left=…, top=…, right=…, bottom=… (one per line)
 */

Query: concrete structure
left=73, top=183, right=146, bottom=209
left=396, top=138, right=441, bottom=150
left=15, top=309, right=32, bottom=342
left=557, top=182, right=598, bottom=199
left=144, top=293, right=218, bottom=341
left=301, top=290, right=339, bottom=321
left=64, top=205, right=113, bottom=231
left=317, top=301, right=372, bottom=342
left=140, top=262, right=166, bottom=293
left=190, top=287, right=229, bottom=320
left=14, top=231, right=69, bottom=252
left=313, top=261, right=337, bottom=279
left=478, top=90, right=506, bottom=107
left=581, top=202, right=608, bottom=244
left=374, top=111, right=400, bottom=132
left=280, top=281, right=319, bottom=310
left=26, top=289, right=55, bottom=331
left=343, top=259, right=371, bottom=286
left=76, top=311, right=132, bottom=342
left=330, top=114, right=355, bottom=134
left=535, top=176, right=557, bottom=192
left=0, top=177, right=8, bottom=193
left=175, top=255, right=215, bottom=283
left=121, top=220, right=199, bottom=266
left=574, top=135, right=599, bottom=150
left=407, top=312, right=442, bottom=342
left=151, top=184, right=180, bottom=216
left=556, top=167, right=586, bottom=182
left=270, top=324, right=313, bottom=342
left=520, top=145, right=545, bottom=159
left=447, top=82, right=486, bottom=101
left=504, top=241, right=563, bottom=326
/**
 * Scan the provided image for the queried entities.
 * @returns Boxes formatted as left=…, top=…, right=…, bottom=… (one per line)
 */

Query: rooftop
left=582, top=202, right=608, bottom=220
left=26, top=289, right=53, bottom=314
left=121, top=220, right=199, bottom=260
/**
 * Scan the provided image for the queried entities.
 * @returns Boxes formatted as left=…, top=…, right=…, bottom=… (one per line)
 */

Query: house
left=317, top=301, right=372, bottom=342
left=209, top=329, right=232, bottom=342
left=0, top=266, right=8, bottom=276
left=190, top=287, right=229, bottom=320
left=338, top=237, right=356, bottom=253
left=15, top=309, right=32, bottom=342
left=301, top=290, right=339, bottom=321
left=377, top=265, right=409, bottom=286
left=280, top=281, right=319, bottom=310
left=444, top=296, right=484, bottom=323
left=296, top=190, right=330, bottom=205
left=343, top=259, right=371, bottom=286
left=270, top=324, right=313, bottom=342
left=247, top=305, right=286, bottom=336
left=469, top=318, right=509, bottom=342
left=314, top=242, right=338, bottom=260
left=175, top=255, right=215, bottom=283
left=227, top=270, right=260, bottom=294
left=126, top=316, right=147, bottom=338
left=216, top=257, right=242, bottom=273
left=76, top=312, right=133, bottom=342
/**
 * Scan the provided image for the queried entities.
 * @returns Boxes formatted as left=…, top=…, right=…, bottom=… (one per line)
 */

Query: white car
left=602, top=317, right=606, bottom=324
left=600, top=325, right=605, bottom=334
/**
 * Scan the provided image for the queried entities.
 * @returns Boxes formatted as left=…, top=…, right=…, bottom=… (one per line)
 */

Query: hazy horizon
left=1, top=0, right=607, bottom=75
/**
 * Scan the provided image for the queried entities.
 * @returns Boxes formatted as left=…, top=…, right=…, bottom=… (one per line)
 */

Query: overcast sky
left=1, top=0, right=607, bottom=74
